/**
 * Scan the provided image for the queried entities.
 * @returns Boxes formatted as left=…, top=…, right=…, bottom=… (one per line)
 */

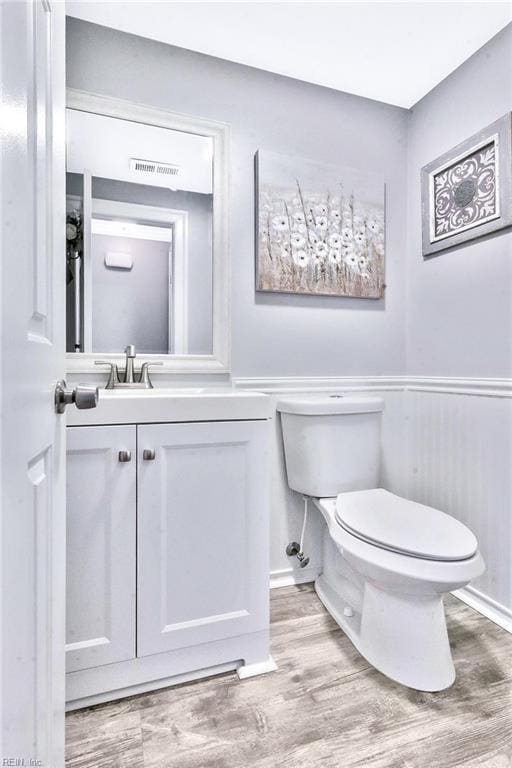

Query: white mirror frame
left=65, top=88, right=230, bottom=376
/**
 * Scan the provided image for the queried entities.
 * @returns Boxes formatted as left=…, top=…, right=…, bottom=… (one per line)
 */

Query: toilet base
left=316, top=571, right=456, bottom=692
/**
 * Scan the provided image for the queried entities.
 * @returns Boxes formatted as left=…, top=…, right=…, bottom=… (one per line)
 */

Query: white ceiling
left=66, top=1, right=512, bottom=108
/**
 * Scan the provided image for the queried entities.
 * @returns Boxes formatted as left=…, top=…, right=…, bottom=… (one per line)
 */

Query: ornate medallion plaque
left=432, top=140, right=498, bottom=241
left=421, top=114, right=512, bottom=256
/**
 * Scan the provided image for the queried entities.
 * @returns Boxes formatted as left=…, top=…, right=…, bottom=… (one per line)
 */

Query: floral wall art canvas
left=255, top=150, right=385, bottom=298
left=421, top=113, right=512, bottom=256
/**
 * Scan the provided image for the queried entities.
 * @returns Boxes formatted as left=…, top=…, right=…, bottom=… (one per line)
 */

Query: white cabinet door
left=137, top=421, right=269, bottom=657
left=66, top=426, right=136, bottom=672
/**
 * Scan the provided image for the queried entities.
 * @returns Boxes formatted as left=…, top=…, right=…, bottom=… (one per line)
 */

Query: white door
left=66, top=426, right=136, bottom=673
left=137, top=421, right=269, bottom=657
left=1, top=2, right=67, bottom=765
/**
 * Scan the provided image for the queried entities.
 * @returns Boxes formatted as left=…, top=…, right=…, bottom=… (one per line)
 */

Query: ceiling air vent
left=130, top=158, right=180, bottom=177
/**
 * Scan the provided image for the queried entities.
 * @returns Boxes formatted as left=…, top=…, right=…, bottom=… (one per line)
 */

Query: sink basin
left=66, top=387, right=272, bottom=426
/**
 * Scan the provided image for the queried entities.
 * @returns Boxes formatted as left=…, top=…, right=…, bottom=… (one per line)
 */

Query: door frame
left=88, top=199, right=189, bottom=355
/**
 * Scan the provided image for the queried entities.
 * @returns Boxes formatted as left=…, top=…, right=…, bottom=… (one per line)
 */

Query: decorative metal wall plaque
left=421, top=113, right=512, bottom=256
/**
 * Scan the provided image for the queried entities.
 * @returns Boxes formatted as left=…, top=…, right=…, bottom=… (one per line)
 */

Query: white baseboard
left=271, top=570, right=512, bottom=635
left=66, top=661, right=239, bottom=711
left=270, top=564, right=321, bottom=589
left=237, top=656, right=278, bottom=679
left=452, top=585, right=512, bottom=634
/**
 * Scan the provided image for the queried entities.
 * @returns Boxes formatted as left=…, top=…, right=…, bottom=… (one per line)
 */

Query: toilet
left=277, top=394, right=485, bottom=692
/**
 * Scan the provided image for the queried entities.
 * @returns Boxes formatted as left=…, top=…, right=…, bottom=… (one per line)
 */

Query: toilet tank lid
left=276, top=395, right=384, bottom=416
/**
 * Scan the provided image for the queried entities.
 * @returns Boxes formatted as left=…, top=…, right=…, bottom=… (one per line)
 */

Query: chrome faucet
left=123, top=345, right=137, bottom=384
left=95, top=345, right=163, bottom=389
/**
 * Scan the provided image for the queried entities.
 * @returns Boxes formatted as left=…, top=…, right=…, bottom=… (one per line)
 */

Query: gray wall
left=91, top=233, right=169, bottom=354
left=66, top=17, right=409, bottom=378
left=66, top=18, right=512, bottom=615
left=404, top=25, right=512, bottom=615
left=406, top=24, right=512, bottom=377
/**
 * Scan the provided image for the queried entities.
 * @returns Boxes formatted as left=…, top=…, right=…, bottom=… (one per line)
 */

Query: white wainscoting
left=404, top=381, right=512, bottom=633
left=233, top=376, right=512, bottom=632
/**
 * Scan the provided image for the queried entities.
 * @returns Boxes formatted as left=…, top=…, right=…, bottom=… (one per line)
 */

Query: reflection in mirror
left=66, top=109, right=214, bottom=355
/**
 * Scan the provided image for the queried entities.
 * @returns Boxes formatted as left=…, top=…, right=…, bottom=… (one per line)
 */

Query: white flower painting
left=256, top=150, right=385, bottom=298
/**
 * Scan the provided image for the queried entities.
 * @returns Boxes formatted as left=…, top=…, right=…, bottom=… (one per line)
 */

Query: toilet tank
left=277, top=395, right=384, bottom=498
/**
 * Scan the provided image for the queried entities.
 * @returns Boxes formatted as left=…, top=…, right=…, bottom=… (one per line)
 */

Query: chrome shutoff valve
left=286, top=541, right=310, bottom=568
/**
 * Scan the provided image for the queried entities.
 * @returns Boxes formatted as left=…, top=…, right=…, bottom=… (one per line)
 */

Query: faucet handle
left=124, top=345, right=136, bottom=358
left=94, top=361, right=120, bottom=390
left=138, top=361, right=163, bottom=389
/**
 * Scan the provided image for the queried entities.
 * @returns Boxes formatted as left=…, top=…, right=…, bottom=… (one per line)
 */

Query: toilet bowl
left=315, top=492, right=484, bottom=691
left=277, top=395, right=485, bottom=692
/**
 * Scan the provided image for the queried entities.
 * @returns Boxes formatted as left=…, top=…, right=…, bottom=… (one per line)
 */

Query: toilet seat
left=335, top=489, right=478, bottom=562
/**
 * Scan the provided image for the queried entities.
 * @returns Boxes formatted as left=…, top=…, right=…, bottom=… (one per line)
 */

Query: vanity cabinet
left=65, top=414, right=271, bottom=708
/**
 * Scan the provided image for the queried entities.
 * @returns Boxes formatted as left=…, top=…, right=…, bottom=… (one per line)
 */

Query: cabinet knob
left=118, top=450, right=132, bottom=462
left=143, top=449, right=156, bottom=461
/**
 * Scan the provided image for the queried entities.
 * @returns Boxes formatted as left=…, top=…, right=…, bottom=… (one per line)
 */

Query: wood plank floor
left=65, top=585, right=512, bottom=768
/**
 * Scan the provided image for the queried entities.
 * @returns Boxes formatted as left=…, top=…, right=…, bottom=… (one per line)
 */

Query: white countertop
left=66, top=387, right=272, bottom=426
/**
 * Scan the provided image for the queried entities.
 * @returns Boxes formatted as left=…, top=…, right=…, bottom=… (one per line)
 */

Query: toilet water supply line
left=286, top=495, right=310, bottom=568
left=299, top=497, right=308, bottom=553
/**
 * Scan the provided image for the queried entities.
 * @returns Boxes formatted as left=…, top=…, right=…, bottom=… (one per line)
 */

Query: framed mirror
left=65, top=89, right=230, bottom=376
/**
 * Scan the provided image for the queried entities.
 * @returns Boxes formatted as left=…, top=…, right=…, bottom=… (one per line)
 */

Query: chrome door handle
left=118, top=450, right=132, bottom=462
left=143, top=449, right=156, bottom=461
left=55, top=379, right=99, bottom=414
